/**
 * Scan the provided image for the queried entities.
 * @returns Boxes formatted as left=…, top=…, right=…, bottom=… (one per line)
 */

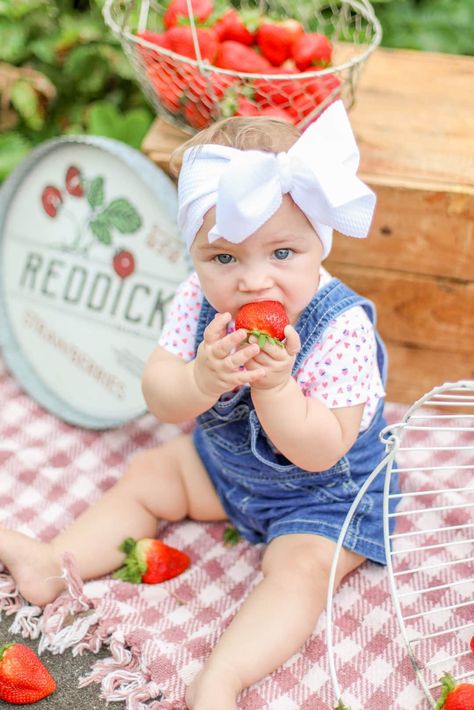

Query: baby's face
left=190, top=195, right=323, bottom=326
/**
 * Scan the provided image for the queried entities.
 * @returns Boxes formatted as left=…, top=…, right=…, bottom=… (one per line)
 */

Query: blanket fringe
left=0, top=572, right=21, bottom=617
left=3, top=553, right=188, bottom=708
left=38, top=552, right=101, bottom=655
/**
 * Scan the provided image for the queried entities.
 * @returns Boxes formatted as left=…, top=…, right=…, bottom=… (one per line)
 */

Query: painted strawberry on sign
left=41, top=185, right=62, bottom=218
left=113, top=249, right=135, bottom=279
left=235, top=300, right=289, bottom=347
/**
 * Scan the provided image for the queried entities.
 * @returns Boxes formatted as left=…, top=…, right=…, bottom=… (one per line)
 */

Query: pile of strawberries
left=136, top=0, right=341, bottom=130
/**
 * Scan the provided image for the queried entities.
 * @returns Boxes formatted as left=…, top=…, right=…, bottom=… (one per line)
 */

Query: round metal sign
left=0, top=136, right=191, bottom=428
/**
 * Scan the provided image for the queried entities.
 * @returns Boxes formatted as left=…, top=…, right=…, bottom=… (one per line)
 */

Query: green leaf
left=0, top=132, right=31, bottom=181
left=86, top=102, right=121, bottom=139
left=102, top=199, right=142, bottom=234
left=0, top=18, right=28, bottom=62
left=63, top=45, right=110, bottom=95
left=10, top=80, right=44, bottom=131
left=120, top=109, right=154, bottom=149
left=87, top=176, right=104, bottom=208
left=89, top=216, right=112, bottom=245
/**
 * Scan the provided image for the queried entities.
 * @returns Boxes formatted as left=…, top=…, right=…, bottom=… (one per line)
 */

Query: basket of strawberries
left=103, top=0, right=381, bottom=133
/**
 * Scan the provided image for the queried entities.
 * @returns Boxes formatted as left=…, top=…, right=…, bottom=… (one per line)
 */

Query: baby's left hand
left=246, top=325, right=301, bottom=391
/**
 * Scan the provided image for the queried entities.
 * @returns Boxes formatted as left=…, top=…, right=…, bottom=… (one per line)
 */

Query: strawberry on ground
left=434, top=673, right=474, bottom=710
left=163, top=0, right=213, bottom=30
left=215, top=40, right=272, bottom=73
left=113, top=537, right=191, bottom=584
left=213, top=8, right=260, bottom=46
left=0, top=643, right=56, bottom=705
left=257, top=19, right=304, bottom=67
left=292, top=32, right=333, bottom=71
left=235, top=300, right=289, bottom=347
left=165, top=25, right=219, bottom=63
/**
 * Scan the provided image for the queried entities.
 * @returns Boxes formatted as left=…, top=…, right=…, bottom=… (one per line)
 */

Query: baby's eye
left=214, top=253, right=235, bottom=264
left=273, top=248, right=293, bottom=260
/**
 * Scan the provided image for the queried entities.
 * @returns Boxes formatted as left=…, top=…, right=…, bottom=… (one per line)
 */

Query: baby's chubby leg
left=0, top=434, right=226, bottom=607
left=186, top=534, right=365, bottom=710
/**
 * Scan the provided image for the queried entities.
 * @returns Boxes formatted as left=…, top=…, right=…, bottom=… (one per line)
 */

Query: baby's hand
left=193, top=312, right=266, bottom=399
left=246, top=325, right=301, bottom=392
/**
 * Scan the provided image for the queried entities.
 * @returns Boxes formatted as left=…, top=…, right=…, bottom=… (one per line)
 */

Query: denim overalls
left=192, top=278, right=398, bottom=564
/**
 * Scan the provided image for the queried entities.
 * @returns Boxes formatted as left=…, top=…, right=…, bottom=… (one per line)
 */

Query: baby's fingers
left=204, top=312, right=232, bottom=344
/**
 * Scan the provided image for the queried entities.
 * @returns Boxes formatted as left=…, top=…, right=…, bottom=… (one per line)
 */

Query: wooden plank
left=384, top=342, right=474, bottom=405
left=351, top=48, right=474, bottom=191
left=329, top=185, right=474, bottom=281
left=323, top=263, right=474, bottom=355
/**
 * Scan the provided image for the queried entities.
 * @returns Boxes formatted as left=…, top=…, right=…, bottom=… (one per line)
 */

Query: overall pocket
left=198, top=403, right=251, bottom=453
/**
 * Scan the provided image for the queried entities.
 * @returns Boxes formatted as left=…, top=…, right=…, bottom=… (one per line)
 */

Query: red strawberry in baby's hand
left=0, top=642, right=56, bottom=704
left=235, top=300, right=289, bottom=347
left=113, top=537, right=190, bottom=584
left=434, top=673, right=474, bottom=710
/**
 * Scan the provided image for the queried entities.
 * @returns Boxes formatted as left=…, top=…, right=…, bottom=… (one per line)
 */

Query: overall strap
left=195, top=297, right=217, bottom=352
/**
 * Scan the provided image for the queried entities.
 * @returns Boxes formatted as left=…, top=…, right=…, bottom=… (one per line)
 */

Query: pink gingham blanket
left=1, top=355, right=473, bottom=709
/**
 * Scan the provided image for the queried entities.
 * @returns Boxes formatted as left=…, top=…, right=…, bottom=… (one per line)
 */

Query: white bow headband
left=177, top=100, right=375, bottom=258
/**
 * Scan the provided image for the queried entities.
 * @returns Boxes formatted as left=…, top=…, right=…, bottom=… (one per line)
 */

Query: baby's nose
left=238, top=265, right=273, bottom=292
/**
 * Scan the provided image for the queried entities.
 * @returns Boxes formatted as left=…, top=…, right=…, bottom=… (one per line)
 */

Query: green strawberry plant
left=0, top=0, right=153, bottom=181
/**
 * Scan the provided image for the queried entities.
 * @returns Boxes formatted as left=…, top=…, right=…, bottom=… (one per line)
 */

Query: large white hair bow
left=177, top=100, right=375, bottom=258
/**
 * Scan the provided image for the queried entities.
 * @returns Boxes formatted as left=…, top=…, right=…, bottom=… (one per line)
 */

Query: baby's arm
left=249, top=325, right=364, bottom=471
left=253, top=378, right=364, bottom=471
left=142, top=312, right=265, bottom=423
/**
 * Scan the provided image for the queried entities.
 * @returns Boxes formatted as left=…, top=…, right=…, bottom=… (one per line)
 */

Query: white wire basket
left=103, top=0, right=382, bottom=134
left=327, top=380, right=474, bottom=709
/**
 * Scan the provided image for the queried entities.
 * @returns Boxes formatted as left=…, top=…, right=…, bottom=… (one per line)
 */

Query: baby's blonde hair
left=169, top=116, right=301, bottom=178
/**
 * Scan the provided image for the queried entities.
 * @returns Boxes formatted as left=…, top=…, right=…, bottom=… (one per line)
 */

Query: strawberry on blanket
left=113, top=537, right=191, bottom=584
left=434, top=673, right=474, bottom=710
left=235, top=300, right=289, bottom=347
left=0, top=643, right=56, bottom=704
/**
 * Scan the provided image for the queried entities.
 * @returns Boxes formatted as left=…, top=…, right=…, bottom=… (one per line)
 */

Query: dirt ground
left=0, top=612, right=110, bottom=709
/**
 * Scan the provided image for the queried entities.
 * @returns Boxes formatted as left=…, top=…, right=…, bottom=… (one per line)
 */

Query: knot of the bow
left=276, top=152, right=293, bottom=194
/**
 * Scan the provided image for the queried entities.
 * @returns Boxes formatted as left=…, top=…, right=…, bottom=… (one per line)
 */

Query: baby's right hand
left=193, top=312, right=265, bottom=399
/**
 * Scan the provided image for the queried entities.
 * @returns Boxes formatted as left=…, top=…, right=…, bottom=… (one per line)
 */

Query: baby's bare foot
left=0, top=527, right=65, bottom=606
left=185, top=663, right=240, bottom=710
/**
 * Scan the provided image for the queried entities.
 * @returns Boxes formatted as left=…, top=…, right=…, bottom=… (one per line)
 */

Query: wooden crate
left=141, top=47, right=474, bottom=405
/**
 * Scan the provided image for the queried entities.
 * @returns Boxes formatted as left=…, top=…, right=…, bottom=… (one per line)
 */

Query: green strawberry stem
left=434, top=673, right=458, bottom=710
left=223, top=525, right=241, bottom=546
left=334, top=701, right=351, bottom=710
left=246, top=329, right=284, bottom=348
left=112, top=537, right=146, bottom=583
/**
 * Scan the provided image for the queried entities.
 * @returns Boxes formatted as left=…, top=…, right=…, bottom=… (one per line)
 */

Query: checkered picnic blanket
left=0, top=355, right=473, bottom=710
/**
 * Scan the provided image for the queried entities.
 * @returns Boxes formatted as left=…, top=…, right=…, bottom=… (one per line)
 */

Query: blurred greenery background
left=1, top=0, right=473, bottom=182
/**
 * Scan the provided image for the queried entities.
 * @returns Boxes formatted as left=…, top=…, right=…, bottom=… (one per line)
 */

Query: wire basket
left=327, top=380, right=474, bottom=709
left=103, top=0, right=382, bottom=134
